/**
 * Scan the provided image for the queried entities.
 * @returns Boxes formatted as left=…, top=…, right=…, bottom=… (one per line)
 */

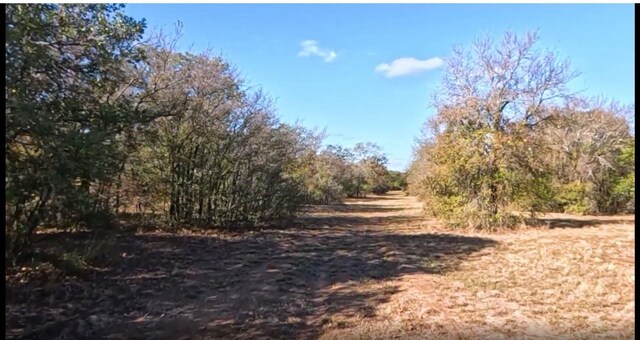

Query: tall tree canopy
left=6, top=4, right=148, bottom=261
left=4, top=4, right=397, bottom=263
left=408, top=31, right=634, bottom=228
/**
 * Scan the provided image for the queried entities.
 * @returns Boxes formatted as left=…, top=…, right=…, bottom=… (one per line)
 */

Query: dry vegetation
left=6, top=5, right=634, bottom=340
left=6, top=192, right=634, bottom=339
left=322, top=200, right=635, bottom=339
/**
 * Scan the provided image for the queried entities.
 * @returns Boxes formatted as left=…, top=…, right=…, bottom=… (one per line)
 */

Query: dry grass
left=6, top=192, right=634, bottom=339
left=319, top=195, right=635, bottom=339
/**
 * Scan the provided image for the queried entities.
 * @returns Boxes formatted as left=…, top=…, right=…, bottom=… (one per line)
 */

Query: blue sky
left=124, top=4, right=634, bottom=171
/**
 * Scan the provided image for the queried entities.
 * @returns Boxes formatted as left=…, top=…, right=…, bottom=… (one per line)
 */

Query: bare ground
left=5, top=192, right=635, bottom=339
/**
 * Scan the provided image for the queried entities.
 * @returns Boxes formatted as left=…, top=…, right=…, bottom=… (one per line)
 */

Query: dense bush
left=5, top=4, right=396, bottom=262
left=407, top=31, right=634, bottom=228
left=5, top=4, right=148, bottom=262
left=295, top=143, right=392, bottom=204
left=388, top=171, right=408, bottom=191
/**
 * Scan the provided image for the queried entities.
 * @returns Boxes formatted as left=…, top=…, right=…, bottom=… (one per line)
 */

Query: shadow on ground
left=348, top=195, right=408, bottom=201
left=6, top=197, right=497, bottom=340
left=306, top=204, right=407, bottom=214
left=526, top=217, right=633, bottom=229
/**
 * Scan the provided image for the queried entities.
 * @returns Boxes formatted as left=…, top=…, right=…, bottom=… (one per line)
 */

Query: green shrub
left=556, top=181, right=591, bottom=215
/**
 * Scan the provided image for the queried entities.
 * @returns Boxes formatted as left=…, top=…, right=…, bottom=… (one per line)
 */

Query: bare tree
left=412, top=31, right=582, bottom=228
left=532, top=98, right=633, bottom=213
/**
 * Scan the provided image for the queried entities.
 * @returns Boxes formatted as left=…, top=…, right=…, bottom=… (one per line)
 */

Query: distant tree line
left=407, top=31, right=635, bottom=229
left=298, top=142, right=393, bottom=204
left=5, top=4, right=403, bottom=263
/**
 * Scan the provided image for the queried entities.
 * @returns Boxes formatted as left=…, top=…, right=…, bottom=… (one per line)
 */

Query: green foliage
left=412, top=125, right=534, bottom=229
left=412, top=109, right=634, bottom=224
left=515, top=176, right=556, bottom=214
left=294, top=142, right=393, bottom=204
left=522, top=136, right=634, bottom=216
left=132, top=85, right=310, bottom=226
left=5, top=3, right=398, bottom=264
left=296, top=152, right=347, bottom=204
left=612, top=140, right=635, bottom=212
left=388, top=171, right=408, bottom=191
left=556, top=181, right=591, bottom=215
left=5, top=4, right=147, bottom=262
left=407, top=31, right=633, bottom=228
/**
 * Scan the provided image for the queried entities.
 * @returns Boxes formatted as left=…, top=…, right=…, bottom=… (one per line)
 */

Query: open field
left=6, top=192, right=634, bottom=339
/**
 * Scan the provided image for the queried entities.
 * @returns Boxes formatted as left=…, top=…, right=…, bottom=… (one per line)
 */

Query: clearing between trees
left=6, top=192, right=634, bottom=339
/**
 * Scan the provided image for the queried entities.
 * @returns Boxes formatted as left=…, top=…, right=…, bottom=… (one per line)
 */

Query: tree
left=532, top=99, right=634, bottom=214
left=120, top=44, right=316, bottom=226
left=388, top=171, right=408, bottom=191
left=409, top=31, right=580, bottom=228
left=5, top=4, right=398, bottom=265
left=295, top=142, right=393, bottom=203
left=5, top=4, right=147, bottom=262
left=351, top=142, right=390, bottom=196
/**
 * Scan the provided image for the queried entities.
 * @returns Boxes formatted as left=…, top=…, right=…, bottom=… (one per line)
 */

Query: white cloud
left=374, top=57, right=443, bottom=77
left=297, top=40, right=337, bottom=62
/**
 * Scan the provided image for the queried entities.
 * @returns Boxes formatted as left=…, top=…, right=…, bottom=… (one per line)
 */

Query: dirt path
left=5, top=192, right=634, bottom=339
